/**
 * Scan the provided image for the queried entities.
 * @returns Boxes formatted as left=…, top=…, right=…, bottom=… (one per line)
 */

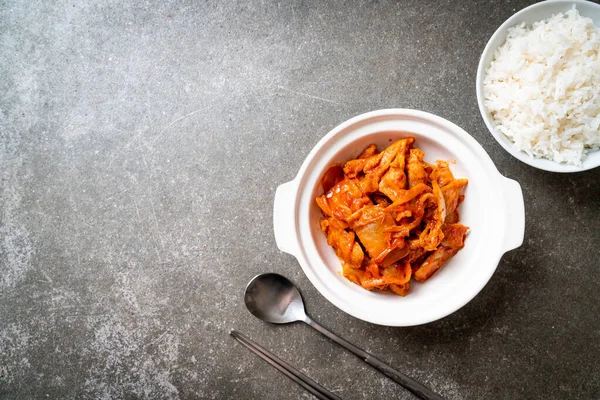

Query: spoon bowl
left=244, top=273, right=306, bottom=324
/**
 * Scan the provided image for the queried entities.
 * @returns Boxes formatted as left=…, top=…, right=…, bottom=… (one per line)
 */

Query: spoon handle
left=303, top=316, right=445, bottom=400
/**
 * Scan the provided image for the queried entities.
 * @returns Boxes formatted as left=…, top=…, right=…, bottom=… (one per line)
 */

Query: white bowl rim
left=475, top=0, right=600, bottom=173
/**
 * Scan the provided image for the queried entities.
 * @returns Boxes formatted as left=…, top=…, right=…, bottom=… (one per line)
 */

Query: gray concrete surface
left=1, top=0, right=599, bottom=399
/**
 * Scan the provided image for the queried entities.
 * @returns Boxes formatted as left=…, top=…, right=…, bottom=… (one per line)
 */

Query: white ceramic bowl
left=273, top=109, right=525, bottom=326
left=476, top=0, right=600, bottom=173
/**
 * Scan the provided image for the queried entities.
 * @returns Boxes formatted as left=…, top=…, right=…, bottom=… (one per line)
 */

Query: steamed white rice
left=483, top=8, right=600, bottom=166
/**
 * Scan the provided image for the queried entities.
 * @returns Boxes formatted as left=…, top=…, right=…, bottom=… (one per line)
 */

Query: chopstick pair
left=230, top=330, right=342, bottom=400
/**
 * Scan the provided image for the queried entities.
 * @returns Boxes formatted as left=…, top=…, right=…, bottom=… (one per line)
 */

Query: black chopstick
left=230, top=330, right=342, bottom=400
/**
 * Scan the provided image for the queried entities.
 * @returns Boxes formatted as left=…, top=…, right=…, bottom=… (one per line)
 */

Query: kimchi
left=316, top=138, right=468, bottom=296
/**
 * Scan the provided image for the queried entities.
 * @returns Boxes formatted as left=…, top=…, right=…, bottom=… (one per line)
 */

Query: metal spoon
left=244, top=273, right=444, bottom=400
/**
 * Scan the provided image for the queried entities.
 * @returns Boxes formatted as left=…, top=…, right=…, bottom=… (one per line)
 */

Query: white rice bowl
left=483, top=7, right=600, bottom=166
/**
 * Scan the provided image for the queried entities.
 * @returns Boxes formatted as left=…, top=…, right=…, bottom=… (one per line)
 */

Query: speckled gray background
left=1, top=0, right=599, bottom=399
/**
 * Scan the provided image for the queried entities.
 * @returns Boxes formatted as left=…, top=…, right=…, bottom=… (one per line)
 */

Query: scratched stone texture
left=1, top=0, right=600, bottom=399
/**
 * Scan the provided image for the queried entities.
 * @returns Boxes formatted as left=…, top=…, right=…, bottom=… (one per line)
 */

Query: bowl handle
left=501, top=176, right=525, bottom=252
left=273, top=179, right=300, bottom=257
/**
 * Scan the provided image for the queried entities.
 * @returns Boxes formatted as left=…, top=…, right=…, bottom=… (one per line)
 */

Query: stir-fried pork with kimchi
left=316, top=138, right=468, bottom=296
